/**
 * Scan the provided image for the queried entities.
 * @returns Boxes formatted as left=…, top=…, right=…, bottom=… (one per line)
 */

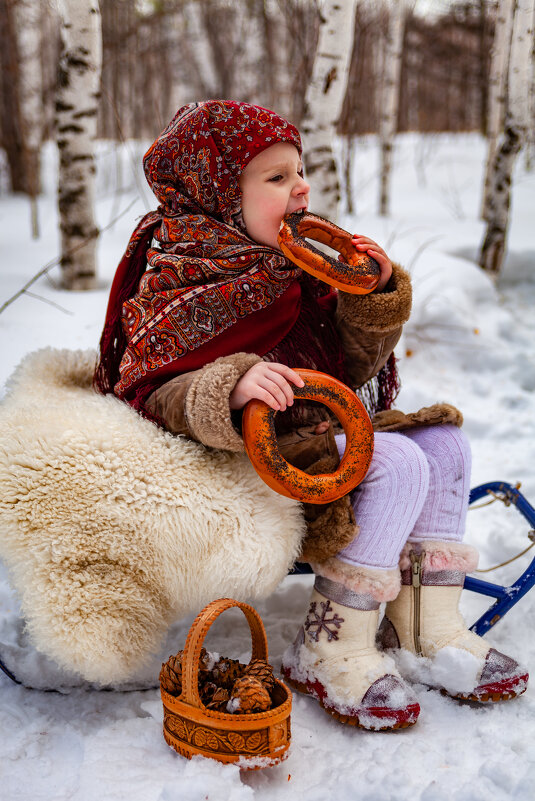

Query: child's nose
left=294, top=176, right=310, bottom=195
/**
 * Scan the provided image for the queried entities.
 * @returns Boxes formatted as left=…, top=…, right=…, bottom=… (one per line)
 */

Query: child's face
left=239, top=143, right=310, bottom=249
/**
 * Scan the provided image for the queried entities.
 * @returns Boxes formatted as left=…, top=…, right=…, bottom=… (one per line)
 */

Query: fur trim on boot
left=310, top=557, right=401, bottom=602
left=399, top=540, right=479, bottom=573
left=282, top=576, right=420, bottom=730
left=378, top=541, right=529, bottom=702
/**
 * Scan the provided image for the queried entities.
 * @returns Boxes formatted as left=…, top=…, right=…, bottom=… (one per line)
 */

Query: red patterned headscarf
left=95, top=100, right=310, bottom=411
left=95, top=99, right=398, bottom=420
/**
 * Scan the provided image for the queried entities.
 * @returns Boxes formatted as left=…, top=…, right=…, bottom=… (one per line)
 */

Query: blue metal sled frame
left=465, top=481, right=535, bottom=636
left=292, top=480, right=535, bottom=637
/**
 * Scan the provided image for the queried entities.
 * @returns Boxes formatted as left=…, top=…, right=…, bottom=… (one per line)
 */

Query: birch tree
left=525, top=1, right=535, bottom=169
left=0, top=0, right=24, bottom=193
left=300, top=0, right=358, bottom=221
left=261, top=0, right=292, bottom=117
left=13, top=0, right=43, bottom=238
left=56, top=0, right=102, bottom=290
left=479, top=0, right=534, bottom=276
left=481, top=0, right=516, bottom=220
left=378, top=0, right=412, bottom=216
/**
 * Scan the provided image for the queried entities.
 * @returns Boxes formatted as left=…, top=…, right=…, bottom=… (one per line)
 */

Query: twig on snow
left=405, top=235, right=444, bottom=272
left=24, top=291, right=74, bottom=315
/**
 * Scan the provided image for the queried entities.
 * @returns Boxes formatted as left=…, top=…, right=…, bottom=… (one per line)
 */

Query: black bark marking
left=58, top=62, right=69, bottom=89
left=61, top=223, right=97, bottom=238
left=57, top=124, right=85, bottom=134
left=323, top=67, right=337, bottom=94
left=67, top=56, right=91, bottom=70
left=59, top=188, right=85, bottom=211
left=73, top=108, right=97, bottom=119
left=55, top=100, right=75, bottom=113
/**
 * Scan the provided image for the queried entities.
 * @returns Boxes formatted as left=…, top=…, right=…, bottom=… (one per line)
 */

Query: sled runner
left=464, top=481, right=535, bottom=636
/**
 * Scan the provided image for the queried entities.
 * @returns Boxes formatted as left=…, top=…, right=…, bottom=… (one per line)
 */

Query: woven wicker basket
left=160, top=598, right=292, bottom=767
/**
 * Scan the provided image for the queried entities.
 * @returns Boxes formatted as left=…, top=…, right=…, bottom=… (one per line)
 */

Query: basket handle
left=180, top=598, right=269, bottom=708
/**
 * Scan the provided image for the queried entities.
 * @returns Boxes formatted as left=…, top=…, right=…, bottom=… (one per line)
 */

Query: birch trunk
left=13, top=0, right=43, bottom=237
left=480, top=0, right=533, bottom=276
left=261, top=0, right=292, bottom=118
left=0, top=0, right=25, bottom=193
left=178, top=0, right=218, bottom=98
left=525, top=1, right=535, bottom=170
left=481, top=0, right=515, bottom=220
left=405, top=25, right=420, bottom=133
left=378, top=1, right=410, bottom=216
left=300, top=0, right=358, bottom=221
left=56, top=0, right=102, bottom=290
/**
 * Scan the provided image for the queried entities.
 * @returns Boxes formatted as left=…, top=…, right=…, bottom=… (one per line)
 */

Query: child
left=95, top=100, right=528, bottom=730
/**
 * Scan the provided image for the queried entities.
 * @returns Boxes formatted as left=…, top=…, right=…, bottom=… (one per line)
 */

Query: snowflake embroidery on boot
left=304, top=600, right=344, bottom=642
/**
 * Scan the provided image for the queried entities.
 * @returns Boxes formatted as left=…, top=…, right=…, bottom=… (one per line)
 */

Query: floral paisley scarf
left=95, top=100, right=398, bottom=421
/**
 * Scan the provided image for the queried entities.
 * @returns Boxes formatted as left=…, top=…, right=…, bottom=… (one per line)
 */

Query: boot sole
left=282, top=667, right=420, bottom=731
left=443, top=672, right=529, bottom=703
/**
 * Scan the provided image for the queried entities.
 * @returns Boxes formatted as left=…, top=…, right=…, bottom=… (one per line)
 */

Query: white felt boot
left=378, top=541, right=529, bottom=701
left=282, top=574, right=420, bottom=730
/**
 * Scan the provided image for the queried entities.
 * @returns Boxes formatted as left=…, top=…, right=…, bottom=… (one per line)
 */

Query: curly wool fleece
left=0, top=349, right=304, bottom=684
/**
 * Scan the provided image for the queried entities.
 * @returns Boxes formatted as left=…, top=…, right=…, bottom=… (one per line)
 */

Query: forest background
left=0, top=0, right=502, bottom=150
left=1, top=0, right=533, bottom=294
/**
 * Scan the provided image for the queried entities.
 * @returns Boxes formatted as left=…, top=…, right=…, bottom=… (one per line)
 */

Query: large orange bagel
left=278, top=211, right=380, bottom=294
left=242, top=369, right=374, bottom=504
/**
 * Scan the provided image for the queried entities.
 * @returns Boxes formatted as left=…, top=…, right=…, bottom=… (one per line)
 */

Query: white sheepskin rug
left=0, top=349, right=305, bottom=686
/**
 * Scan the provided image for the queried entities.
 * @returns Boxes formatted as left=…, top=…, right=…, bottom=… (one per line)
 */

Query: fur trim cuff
left=372, top=403, right=463, bottom=432
left=185, top=353, right=262, bottom=451
left=336, top=263, right=412, bottom=333
left=400, top=540, right=479, bottom=573
left=299, top=494, right=358, bottom=563
left=309, top=557, right=401, bottom=602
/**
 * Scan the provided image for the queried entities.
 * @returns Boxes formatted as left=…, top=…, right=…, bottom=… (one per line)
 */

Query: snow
left=396, top=645, right=483, bottom=696
left=1, top=132, right=535, bottom=799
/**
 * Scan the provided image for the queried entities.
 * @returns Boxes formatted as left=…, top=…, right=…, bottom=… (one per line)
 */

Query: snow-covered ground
left=1, top=133, right=535, bottom=800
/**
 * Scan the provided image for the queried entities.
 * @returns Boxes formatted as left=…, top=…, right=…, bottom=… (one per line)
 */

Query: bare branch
left=0, top=197, right=139, bottom=316
left=23, top=291, right=74, bottom=315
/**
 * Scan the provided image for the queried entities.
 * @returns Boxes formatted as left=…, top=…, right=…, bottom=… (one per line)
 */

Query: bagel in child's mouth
left=278, top=211, right=380, bottom=294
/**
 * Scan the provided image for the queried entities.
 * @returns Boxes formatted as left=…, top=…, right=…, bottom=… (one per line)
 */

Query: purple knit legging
left=334, top=425, right=472, bottom=570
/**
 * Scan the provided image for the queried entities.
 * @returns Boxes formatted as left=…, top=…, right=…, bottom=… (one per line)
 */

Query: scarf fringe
left=357, top=352, right=400, bottom=417
left=93, top=213, right=161, bottom=396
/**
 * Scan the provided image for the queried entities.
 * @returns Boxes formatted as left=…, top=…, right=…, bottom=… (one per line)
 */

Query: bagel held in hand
left=349, top=233, right=393, bottom=292
left=242, top=369, right=374, bottom=504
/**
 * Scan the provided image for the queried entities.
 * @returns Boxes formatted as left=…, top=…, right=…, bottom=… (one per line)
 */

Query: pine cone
left=211, top=656, right=245, bottom=689
left=160, top=647, right=213, bottom=696
left=229, top=675, right=272, bottom=714
left=243, top=659, right=275, bottom=691
left=200, top=680, right=218, bottom=704
left=159, top=653, right=183, bottom=696
left=198, top=647, right=215, bottom=677
left=205, top=687, right=230, bottom=710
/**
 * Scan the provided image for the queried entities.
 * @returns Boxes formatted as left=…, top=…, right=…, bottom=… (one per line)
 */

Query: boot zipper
left=410, top=552, right=423, bottom=655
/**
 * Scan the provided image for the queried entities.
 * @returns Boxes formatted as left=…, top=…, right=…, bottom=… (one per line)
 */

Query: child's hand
left=350, top=235, right=392, bottom=292
left=229, top=362, right=305, bottom=411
